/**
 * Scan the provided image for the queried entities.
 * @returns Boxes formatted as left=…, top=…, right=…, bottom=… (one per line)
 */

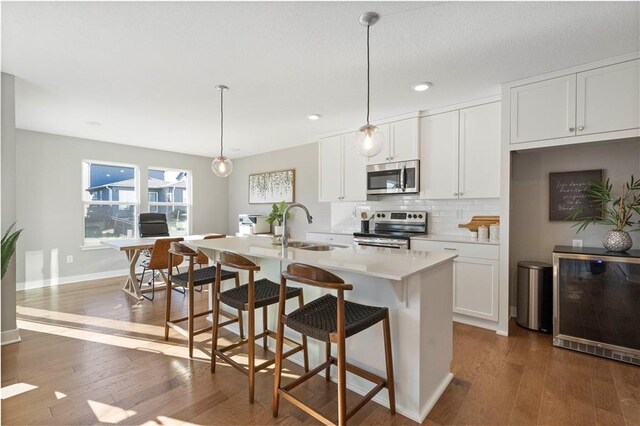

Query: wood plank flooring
left=2, top=277, right=639, bottom=425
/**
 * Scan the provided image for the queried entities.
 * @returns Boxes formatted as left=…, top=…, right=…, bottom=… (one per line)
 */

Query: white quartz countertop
left=187, top=236, right=457, bottom=281
left=411, top=234, right=500, bottom=245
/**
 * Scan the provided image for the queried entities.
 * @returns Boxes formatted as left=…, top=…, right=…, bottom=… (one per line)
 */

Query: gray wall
left=509, top=138, right=640, bottom=306
left=2, top=73, right=17, bottom=332
left=15, top=130, right=229, bottom=287
left=228, top=142, right=330, bottom=239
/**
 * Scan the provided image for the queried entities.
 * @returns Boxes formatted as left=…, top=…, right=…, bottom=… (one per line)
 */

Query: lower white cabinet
left=411, top=239, right=499, bottom=322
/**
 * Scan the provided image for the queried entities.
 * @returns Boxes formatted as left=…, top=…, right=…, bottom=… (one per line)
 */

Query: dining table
left=102, top=234, right=221, bottom=300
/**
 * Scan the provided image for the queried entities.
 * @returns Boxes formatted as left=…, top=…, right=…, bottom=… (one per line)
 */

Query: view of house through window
left=148, top=168, right=191, bottom=236
left=82, top=161, right=138, bottom=246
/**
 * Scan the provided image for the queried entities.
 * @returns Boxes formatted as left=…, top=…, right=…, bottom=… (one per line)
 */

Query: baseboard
left=510, top=305, right=517, bottom=318
left=418, top=372, right=455, bottom=423
left=1, top=329, right=21, bottom=346
left=17, top=268, right=135, bottom=291
left=453, top=314, right=498, bottom=332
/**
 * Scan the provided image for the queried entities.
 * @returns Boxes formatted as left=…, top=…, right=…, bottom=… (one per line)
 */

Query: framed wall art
left=248, top=169, right=295, bottom=204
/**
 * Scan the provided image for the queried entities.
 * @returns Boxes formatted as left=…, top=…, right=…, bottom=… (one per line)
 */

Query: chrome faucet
left=281, top=203, right=313, bottom=248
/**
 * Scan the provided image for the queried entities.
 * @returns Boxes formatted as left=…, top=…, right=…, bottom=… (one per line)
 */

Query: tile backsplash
left=330, top=198, right=500, bottom=236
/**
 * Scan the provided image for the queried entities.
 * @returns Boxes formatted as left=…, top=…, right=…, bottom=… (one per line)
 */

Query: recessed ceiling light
left=411, top=82, right=433, bottom=92
left=86, top=121, right=102, bottom=127
left=307, top=114, right=321, bottom=121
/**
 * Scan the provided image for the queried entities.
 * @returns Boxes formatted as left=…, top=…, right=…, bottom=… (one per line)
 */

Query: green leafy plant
left=569, top=176, right=640, bottom=233
left=2, top=222, right=23, bottom=279
left=266, top=201, right=289, bottom=226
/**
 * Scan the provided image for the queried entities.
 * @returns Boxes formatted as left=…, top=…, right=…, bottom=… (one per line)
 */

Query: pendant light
left=211, top=84, right=233, bottom=177
left=354, top=12, right=383, bottom=158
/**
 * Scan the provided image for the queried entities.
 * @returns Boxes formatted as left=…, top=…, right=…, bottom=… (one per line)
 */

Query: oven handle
left=400, top=165, right=407, bottom=192
left=357, top=242, right=404, bottom=249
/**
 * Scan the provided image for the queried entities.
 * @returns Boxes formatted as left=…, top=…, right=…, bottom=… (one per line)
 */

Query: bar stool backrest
left=281, top=263, right=353, bottom=291
left=217, top=251, right=261, bottom=272
left=148, top=237, right=184, bottom=270
left=196, top=234, right=226, bottom=265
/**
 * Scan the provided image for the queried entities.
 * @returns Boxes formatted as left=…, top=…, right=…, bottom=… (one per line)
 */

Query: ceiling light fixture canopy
left=354, top=11, right=383, bottom=158
left=211, top=84, right=233, bottom=177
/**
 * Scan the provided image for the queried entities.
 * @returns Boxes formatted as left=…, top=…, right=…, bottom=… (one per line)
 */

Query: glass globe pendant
left=211, top=85, right=233, bottom=177
left=354, top=12, right=384, bottom=158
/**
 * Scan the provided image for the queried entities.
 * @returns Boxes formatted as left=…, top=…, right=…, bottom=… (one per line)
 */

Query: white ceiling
left=2, top=1, right=639, bottom=159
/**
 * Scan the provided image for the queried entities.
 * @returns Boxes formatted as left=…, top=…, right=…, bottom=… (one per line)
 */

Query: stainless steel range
left=353, top=211, right=427, bottom=249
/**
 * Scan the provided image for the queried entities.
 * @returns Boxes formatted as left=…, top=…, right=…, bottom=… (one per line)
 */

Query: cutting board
left=458, top=215, right=500, bottom=232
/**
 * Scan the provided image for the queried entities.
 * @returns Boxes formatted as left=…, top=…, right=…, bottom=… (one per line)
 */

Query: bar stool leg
left=211, top=273, right=222, bottom=373
left=272, top=278, right=287, bottom=418
left=325, top=341, right=331, bottom=381
left=262, top=306, right=268, bottom=350
left=164, top=274, right=172, bottom=341
left=336, top=290, right=347, bottom=426
left=383, top=311, right=396, bottom=414
left=298, top=293, right=309, bottom=373
left=235, top=273, right=244, bottom=340
left=248, top=302, right=256, bottom=403
left=188, top=283, right=195, bottom=358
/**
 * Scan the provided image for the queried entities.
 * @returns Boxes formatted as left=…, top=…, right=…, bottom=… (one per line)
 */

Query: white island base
left=193, top=237, right=455, bottom=423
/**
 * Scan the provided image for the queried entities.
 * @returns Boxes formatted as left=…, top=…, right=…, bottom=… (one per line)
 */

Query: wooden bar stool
left=165, top=242, right=243, bottom=358
left=139, top=237, right=184, bottom=301
left=211, top=251, right=309, bottom=403
left=273, top=263, right=396, bottom=426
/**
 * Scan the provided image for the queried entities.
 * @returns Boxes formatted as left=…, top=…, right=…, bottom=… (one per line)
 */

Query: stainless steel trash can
left=516, top=261, right=553, bottom=333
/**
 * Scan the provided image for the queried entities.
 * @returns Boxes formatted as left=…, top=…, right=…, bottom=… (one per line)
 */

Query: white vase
left=274, top=225, right=284, bottom=236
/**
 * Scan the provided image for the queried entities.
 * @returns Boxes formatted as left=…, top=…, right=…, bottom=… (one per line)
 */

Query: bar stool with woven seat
left=175, top=234, right=229, bottom=296
left=165, top=242, right=242, bottom=358
left=273, top=263, right=396, bottom=426
left=211, top=251, right=309, bottom=403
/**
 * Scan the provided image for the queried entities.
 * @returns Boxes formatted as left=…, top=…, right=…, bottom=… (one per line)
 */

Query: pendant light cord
left=219, top=89, right=225, bottom=157
left=366, top=23, right=371, bottom=126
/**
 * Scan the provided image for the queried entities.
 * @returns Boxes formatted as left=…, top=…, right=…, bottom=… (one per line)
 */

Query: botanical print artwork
left=249, top=169, right=295, bottom=204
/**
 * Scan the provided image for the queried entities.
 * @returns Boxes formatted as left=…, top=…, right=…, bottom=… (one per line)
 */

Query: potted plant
left=2, top=222, right=23, bottom=279
left=570, top=176, right=640, bottom=252
left=266, top=201, right=289, bottom=236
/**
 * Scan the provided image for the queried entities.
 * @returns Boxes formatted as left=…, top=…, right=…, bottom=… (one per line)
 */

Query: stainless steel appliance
left=516, top=261, right=553, bottom=333
left=366, top=160, right=419, bottom=195
left=353, top=211, right=427, bottom=249
left=553, top=246, right=640, bottom=365
left=238, top=214, right=271, bottom=235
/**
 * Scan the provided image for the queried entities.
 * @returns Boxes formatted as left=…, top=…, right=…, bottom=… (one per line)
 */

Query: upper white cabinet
left=318, top=133, right=366, bottom=202
left=421, top=101, right=501, bottom=200
left=508, top=58, right=640, bottom=148
left=510, top=74, right=577, bottom=144
left=576, top=60, right=640, bottom=136
left=368, top=118, right=419, bottom=165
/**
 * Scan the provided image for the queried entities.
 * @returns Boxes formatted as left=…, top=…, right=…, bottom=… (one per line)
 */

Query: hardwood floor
left=2, top=277, right=639, bottom=425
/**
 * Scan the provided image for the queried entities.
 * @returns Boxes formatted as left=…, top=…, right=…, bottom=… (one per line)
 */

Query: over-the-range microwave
left=366, top=160, right=419, bottom=195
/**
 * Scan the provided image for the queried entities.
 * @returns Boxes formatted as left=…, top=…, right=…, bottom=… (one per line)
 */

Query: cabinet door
left=577, top=59, right=640, bottom=136
left=318, top=135, right=343, bottom=202
left=420, top=111, right=459, bottom=199
left=389, top=118, right=419, bottom=162
left=366, top=123, right=391, bottom=165
left=510, top=74, right=577, bottom=144
left=459, top=102, right=501, bottom=198
left=341, top=132, right=367, bottom=201
left=453, top=258, right=499, bottom=321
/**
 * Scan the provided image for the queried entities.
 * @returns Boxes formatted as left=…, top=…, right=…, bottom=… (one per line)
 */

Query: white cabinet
left=510, top=74, right=577, bottom=144
left=411, top=239, right=499, bottom=323
left=318, top=133, right=366, bottom=202
left=306, top=232, right=354, bottom=245
left=577, top=60, right=640, bottom=136
left=368, top=118, right=419, bottom=165
left=509, top=58, right=640, bottom=147
left=420, top=101, right=500, bottom=200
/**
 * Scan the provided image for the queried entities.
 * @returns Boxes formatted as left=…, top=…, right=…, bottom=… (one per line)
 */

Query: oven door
left=353, top=237, right=409, bottom=249
left=367, top=161, right=419, bottom=195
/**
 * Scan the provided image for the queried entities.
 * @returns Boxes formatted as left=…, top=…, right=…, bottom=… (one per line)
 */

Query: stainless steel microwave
left=366, top=160, right=419, bottom=195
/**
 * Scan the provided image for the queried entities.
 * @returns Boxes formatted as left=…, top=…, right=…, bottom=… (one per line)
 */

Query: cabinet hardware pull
left=578, top=126, right=584, bottom=131
left=459, top=192, right=464, bottom=196
left=444, top=247, right=457, bottom=251
left=454, top=192, right=458, bottom=196
left=569, top=127, right=575, bottom=132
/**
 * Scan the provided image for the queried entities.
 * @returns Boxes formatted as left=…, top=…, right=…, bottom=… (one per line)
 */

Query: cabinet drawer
left=306, top=232, right=354, bottom=245
left=411, top=240, right=499, bottom=260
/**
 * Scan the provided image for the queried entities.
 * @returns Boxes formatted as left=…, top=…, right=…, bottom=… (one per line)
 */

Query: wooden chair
left=211, top=251, right=308, bottom=403
left=138, top=237, right=184, bottom=301
left=273, top=263, right=396, bottom=426
left=165, top=242, right=242, bottom=358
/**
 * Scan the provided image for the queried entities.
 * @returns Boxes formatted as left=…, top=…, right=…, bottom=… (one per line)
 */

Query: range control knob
left=418, top=214, right=423, bottom=219
left=381, top=214, right=386, bottom=218
left=413, top=214, right=418, bottom=218
left=376, top=214, right=381, bottom=218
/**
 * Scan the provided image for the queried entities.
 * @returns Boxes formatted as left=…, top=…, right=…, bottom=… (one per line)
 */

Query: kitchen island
left=188, top=236, right=456, bottom=423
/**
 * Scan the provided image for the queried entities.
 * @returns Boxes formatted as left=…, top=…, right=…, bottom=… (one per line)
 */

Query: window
left=148, top=168, right=191, bottom=236
left=82, top=161, right=139, bottom=246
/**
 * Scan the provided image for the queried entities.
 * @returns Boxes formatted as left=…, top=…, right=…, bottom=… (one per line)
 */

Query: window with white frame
left=148, top=168, right=191, bottom=236
left=82, top=160, right=139, bottom=246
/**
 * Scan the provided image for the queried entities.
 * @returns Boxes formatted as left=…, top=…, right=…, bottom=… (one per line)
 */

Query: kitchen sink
left=285, top=241, right=348, bottom=251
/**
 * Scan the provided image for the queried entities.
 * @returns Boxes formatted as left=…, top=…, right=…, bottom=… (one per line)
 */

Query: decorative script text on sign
left=549, top=170, right=603, bottom=221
